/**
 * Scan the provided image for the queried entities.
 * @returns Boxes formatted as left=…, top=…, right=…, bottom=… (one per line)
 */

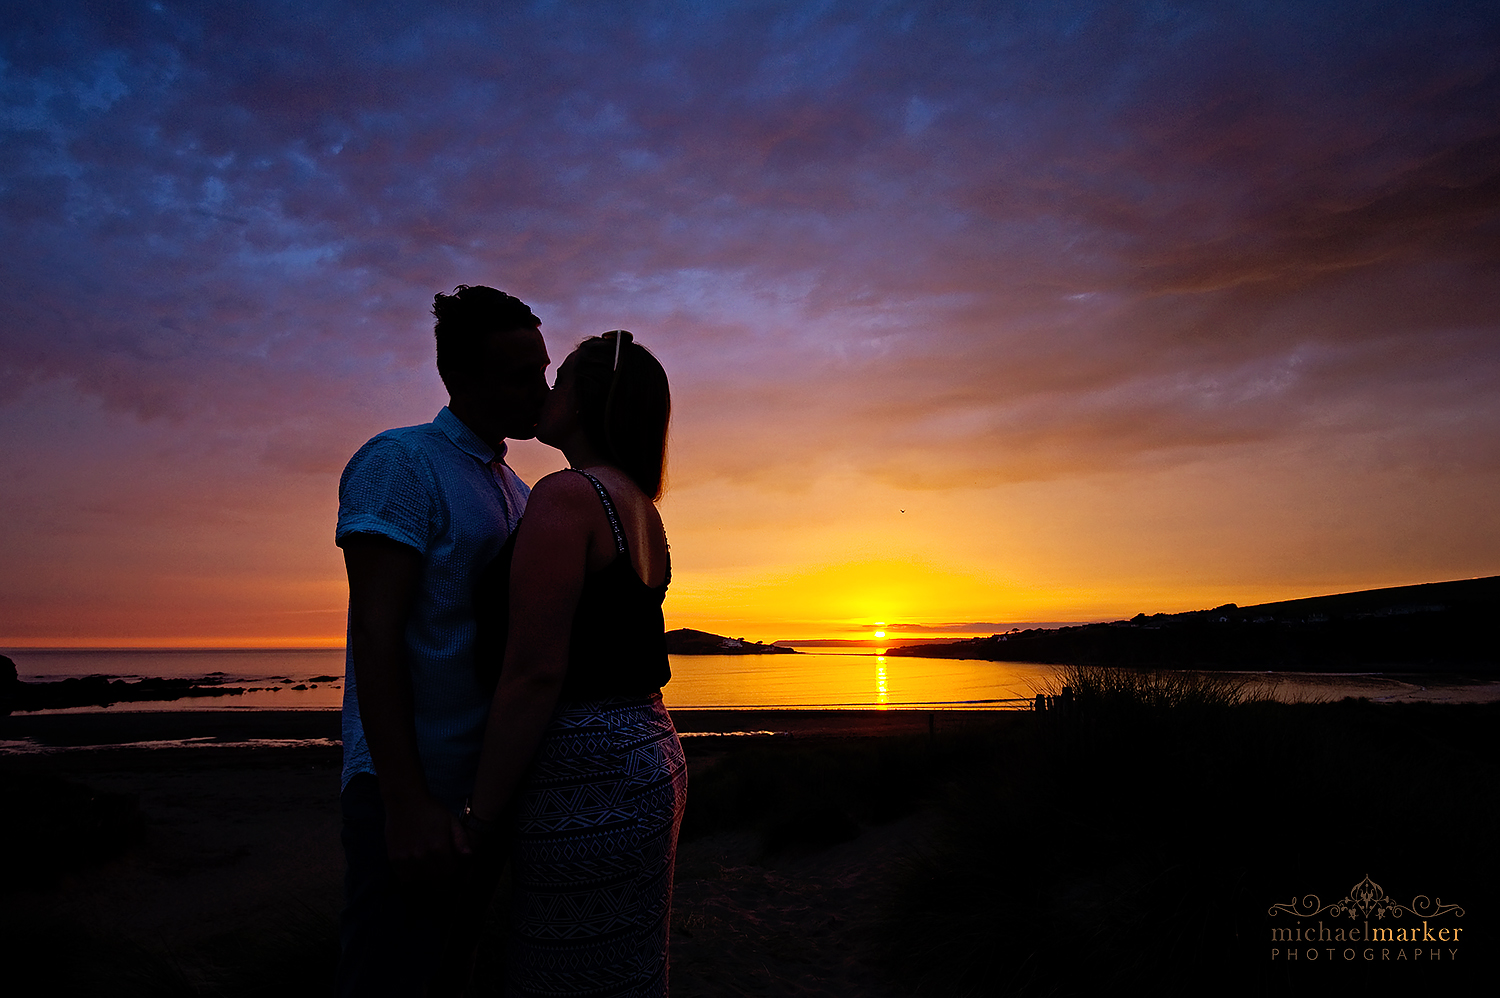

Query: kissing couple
left=335, top=285, right=686, bottom=997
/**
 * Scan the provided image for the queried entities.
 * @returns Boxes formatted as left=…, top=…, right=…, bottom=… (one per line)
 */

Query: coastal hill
left=887, top=576, right=1500, bottom=671
left=665, top=628, right=798, bottom=655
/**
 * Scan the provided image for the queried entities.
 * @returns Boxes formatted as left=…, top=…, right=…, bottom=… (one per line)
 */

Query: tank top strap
left=572, top=469, right=628, bottom=555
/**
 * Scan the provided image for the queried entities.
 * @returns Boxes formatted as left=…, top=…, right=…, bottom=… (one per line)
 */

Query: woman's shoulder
left=527, top=469, right=600, bottom=506
left=513, top=471, right=608, bottom=544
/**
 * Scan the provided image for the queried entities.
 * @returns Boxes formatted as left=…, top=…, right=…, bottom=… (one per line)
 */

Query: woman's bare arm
left=467, top=472, right=596, bottom=822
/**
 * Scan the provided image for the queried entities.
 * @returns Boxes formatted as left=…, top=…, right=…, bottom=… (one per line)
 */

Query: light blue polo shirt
left=336, top=406, right=529, bottom=808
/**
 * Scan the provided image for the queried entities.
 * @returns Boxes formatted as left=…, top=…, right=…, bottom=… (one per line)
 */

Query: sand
left=0, top=708, right=959, bottom=996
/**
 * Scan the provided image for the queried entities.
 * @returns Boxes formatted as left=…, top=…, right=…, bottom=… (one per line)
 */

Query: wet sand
left=0, top=706, right=1004, bottom=751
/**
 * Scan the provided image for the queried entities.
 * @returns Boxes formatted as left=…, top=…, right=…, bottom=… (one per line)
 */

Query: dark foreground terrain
left=1, top=685, right=1494, bottom=996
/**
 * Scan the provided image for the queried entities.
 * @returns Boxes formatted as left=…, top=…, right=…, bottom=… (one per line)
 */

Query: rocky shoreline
left=1, top=655, right=343, bottom=714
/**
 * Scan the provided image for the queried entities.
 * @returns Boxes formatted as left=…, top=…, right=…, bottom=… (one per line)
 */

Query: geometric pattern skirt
left=505, top=693, right=688, bottom=998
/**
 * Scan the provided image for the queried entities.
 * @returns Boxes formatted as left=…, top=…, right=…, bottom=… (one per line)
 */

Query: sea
left=3, top=647, right=1473, bottom=715
left=4, top=648, right=1056, bottom=713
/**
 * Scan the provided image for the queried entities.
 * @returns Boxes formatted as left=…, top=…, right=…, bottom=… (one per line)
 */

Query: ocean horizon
left=6, top=646, right=1494, bottom=716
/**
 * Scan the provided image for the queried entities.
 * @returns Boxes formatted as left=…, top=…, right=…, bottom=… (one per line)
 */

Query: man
left=336, top=285, right=550, bottom=996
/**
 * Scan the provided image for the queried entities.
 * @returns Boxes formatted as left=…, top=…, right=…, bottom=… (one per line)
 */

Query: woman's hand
left=459, top=802, right=508, bottom=858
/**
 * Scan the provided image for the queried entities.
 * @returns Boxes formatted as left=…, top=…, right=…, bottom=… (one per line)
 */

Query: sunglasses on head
left=598, top=331, right=635, bottom=454
left=601, top=329, right=633, bottom=371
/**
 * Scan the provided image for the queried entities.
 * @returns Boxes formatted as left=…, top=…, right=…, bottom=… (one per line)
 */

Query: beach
left=0, top=708, right=992, bottom=997
left=3, top=697, right=1495, bottom=996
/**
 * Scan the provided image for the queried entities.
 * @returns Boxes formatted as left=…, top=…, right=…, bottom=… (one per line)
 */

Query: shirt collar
left=435, top=406, right=508, bottom=464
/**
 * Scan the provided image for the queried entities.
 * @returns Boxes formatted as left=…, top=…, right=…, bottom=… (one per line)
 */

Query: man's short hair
left=432, top=285, right=541, bottom=393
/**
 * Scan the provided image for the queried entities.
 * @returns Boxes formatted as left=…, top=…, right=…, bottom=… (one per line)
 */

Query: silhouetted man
left=336, top=286, right=549, bottom=996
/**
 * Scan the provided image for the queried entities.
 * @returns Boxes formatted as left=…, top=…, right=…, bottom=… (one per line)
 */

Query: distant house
left=665, top=628, right=798, bottom=655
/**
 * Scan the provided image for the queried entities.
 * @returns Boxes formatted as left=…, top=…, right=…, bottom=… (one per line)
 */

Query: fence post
left=1034, top=693, right=1047, bottom=712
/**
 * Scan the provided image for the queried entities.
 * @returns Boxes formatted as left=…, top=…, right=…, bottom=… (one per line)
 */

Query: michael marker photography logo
left=1268, top=874, right=1466, bottom=965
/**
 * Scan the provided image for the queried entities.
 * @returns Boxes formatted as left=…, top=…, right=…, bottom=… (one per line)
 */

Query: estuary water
left=7, top=648, right=1496, bottom=714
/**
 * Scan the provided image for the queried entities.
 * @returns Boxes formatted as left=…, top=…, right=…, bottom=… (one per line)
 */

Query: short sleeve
left=336, top=436, right=438, bottom=552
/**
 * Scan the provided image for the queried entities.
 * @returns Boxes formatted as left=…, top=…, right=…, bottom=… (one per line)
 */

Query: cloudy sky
left=3, top=1, right=1498, bottom=646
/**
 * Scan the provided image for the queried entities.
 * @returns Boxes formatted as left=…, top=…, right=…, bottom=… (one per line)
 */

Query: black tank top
left=472, top=469, right=671, bottom=701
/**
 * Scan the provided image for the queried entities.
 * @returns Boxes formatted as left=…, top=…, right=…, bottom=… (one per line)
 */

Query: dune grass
left=1043, top=662, right=1270, bottom=710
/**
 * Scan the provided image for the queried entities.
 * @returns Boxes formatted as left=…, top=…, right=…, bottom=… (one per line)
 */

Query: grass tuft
left=1044, top=662, right=1267, bottom=712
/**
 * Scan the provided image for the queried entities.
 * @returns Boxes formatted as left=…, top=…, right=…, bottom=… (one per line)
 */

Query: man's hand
left=383, top=791, right=472, bottom=883
left=343, top=533, right=454, bottom=881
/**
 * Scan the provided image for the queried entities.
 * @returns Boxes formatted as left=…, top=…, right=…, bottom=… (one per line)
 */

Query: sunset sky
left=3, top=2, right=1498, bottom=647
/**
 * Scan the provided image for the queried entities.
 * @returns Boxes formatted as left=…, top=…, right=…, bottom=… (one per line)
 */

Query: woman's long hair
left=572, top=332, right=670, bottom=500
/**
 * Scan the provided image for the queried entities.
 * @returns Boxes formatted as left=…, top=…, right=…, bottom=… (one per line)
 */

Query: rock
left=665, top=628, right=799, bottom=655
left=0, top=654, right=16, bottom=716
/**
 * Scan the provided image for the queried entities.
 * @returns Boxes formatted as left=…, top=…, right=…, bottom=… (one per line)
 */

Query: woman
left=466, top=330, right=686, bottom=998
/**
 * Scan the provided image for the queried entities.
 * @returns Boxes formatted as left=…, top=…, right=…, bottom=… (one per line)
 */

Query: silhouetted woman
left=466, top=331, right=685, bottom=997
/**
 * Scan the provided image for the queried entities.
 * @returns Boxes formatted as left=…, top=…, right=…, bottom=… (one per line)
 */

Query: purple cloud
left=2, top=1, right=1498, bottom=637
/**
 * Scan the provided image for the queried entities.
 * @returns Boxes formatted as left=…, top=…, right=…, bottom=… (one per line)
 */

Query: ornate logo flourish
left=1268, top=875, right=1465, bottom=921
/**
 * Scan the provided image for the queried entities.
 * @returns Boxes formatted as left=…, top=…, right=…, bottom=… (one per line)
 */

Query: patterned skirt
left=506, top=694, right=688, bottom=998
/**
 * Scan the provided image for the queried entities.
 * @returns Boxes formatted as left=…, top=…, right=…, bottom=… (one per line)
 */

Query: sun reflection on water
left=875, top=655, right=888, bottom=709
